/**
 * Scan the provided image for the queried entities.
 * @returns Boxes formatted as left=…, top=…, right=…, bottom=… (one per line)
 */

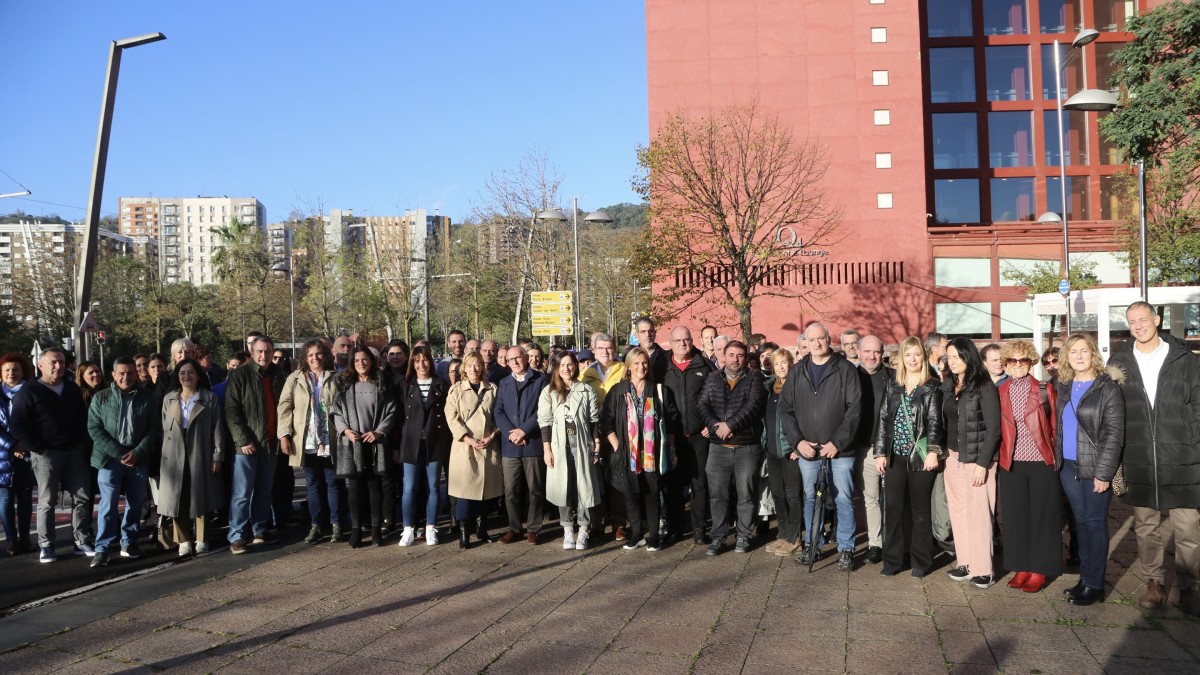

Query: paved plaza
left=1, top=500, right=1198, bottom=674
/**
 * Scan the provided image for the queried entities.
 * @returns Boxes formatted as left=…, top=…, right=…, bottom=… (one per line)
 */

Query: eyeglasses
left=506, top=357, right=524, bottom=363
left=1006, top=358, right=1034, bottom=366
left=1042, top=358, right=1058, bottom=366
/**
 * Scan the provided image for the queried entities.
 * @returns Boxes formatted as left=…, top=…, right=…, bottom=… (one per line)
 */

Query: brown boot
left=1180, top=588, right=1200, bottom=616
left=1137, top=580, right=1166, bottom=609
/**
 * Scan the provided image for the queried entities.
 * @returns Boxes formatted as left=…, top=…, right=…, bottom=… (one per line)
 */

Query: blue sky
left=0, top=1, right=648, bottom=224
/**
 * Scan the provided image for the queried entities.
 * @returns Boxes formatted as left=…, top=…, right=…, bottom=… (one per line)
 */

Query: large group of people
left=0, top=303, right=1198, bottom=616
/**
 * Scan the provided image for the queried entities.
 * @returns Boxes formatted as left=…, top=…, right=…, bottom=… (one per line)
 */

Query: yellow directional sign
left=533, top=326, right=573, bottom=336
left=532, top=290, right=572, bottom=304
left=532, top=303, right=573, bottom=314
left=532, top=315, right=572, bottom=327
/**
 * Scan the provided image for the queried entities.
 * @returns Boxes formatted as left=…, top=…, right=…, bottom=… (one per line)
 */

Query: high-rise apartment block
left=118, top=196, right=266, bottom=285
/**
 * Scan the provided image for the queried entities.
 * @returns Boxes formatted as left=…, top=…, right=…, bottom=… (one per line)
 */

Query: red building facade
left=646, top=0, right=1161, bottom=345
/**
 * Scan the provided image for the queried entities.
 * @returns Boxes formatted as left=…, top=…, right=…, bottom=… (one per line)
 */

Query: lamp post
left=73, top=32, right=166, bottom=360
left=271, top=260, right=297, bottom=358
left=535, top=204, right=612, bottom=348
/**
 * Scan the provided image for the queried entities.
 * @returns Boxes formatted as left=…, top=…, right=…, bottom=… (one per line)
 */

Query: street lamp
left=536, top=204, right=612, bottom=348
left=271, top=261, right=297, bottom=358
left=73, top=32, right=166, bottom=361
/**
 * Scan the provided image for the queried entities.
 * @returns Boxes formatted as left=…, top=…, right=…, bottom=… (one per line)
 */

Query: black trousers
left=765, top=453, right=803, bottom=543
left=999, top=460, right=1062, bottom=576
left=347, top=469, right=384, bottom=530
left=272, top=455, right=295, bottom=528
left=672, top=433, right=710, bottom=535
left=623, top=472, right=661, bottom=547
left=883, top=460, right=937, bottom=572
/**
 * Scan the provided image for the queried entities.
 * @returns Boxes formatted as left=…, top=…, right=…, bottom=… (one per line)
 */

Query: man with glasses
left=663, top=326, right=715, bottom=544
left=494, top=346, right=549, bottom=544
left=580, top=333, right=629, bottom=541
left=780, top=322, right=863, bottom=570
left=839, top=329, right=861, bottom=367
left=635, top=317, right=670, bottom=382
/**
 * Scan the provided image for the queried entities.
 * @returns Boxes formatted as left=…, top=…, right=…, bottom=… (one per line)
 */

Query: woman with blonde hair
left=996, top=340, right=1060, bottom=593
left=1054, top=333, right=1124, bottom=606
left=874, top=337, right=945, bottom=577
left=763, top=348, right=803, bottom=556
left=538, top=350, right=602, bottom=550
left=445, top=352, right=503, bottom=548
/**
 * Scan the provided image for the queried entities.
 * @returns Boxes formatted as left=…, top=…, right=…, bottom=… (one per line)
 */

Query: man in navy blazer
left=494, top=346, right=549, bottom=544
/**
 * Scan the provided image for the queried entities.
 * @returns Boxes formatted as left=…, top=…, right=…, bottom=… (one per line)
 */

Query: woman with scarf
left=278, top=339, right=342, bottom=544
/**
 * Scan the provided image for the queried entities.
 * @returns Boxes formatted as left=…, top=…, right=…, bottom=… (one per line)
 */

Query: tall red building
left=646, top=0, right=1161, bottom=344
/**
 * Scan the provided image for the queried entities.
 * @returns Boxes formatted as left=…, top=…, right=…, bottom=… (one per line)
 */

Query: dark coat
left=494, top=370, right=548, bottom=458
left=224, top=362, right=285, bottom=454
left=1107, top=334, right=1199, bottom=509
left=945, top=380, right=1001, bottom=467
left=395, top=377, right=452, bottom=465
left=1053, top=368, right=1125, bottom=482
left=9, top=379, right=87, bottom=454
left=0, top=384, right=21, bottom=488
left=87, top=383, right=159, bottom=470
left=646, top=345, right=671, bottom=383
left=331, top=377, right=397, bottom=478
left=855, top=365, right=894, bottom=456
left=779, top=353, right=862, bottom=458
left=873, top=381, right=946, bottom=471
left=600, top=380, right=680, bottom=494
left=697, top=366, right=766, bottom=446
left=486, top=361, right=511, bottom=384
left=998, top=376, right=1058, bottom=470
left=661, top=348, right=714, bottom=436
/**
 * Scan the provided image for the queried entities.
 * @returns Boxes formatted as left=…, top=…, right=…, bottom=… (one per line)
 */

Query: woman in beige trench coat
left=445, top=352, right=503, bottom=549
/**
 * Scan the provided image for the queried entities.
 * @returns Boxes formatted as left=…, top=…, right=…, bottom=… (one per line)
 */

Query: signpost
left=531, top=291, right=573, bottom=340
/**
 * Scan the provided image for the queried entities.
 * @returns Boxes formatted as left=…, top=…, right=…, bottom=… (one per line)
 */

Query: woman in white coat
left=538, top=351, right=602, bottom=551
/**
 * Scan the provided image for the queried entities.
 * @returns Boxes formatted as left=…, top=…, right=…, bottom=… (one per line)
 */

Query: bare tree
left=634, top=103, right=844, bottom=338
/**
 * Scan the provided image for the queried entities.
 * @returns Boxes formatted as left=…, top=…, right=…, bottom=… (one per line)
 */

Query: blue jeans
left=402, top=461, right=442, bottom=527
left=96, top=458, right=148, bottom=553
left=228, top=450, right=277, bottom=543
left=798, top=455, right=856, bottom=551
left=303, top=455, right=345, bottom=528
left=1060, top=460, right=1112, bottom=590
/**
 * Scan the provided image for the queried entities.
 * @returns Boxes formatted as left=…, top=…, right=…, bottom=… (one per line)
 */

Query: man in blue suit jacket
left=494, top=346, right=548, bottom=544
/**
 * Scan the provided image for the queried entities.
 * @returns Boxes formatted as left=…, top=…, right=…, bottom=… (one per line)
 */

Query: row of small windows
left=932, top=110, right=1119, bottom=169
left=674, top=261, right=905, bottom=289
left=927, top=0, right=1136, bottom=38
left=932, top=174, right=1130, bottom=224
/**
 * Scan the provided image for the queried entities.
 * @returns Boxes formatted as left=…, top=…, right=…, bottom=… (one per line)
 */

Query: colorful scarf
left=626, top=386, right=657, bottom=473
left=306, top=371, right=330, bottom=452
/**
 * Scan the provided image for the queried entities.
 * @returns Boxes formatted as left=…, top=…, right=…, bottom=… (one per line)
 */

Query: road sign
left=533, top=326, right=573, bottom=337
left=79, top=311, right=100, bottom=332
left=1058, top=278, right=1070, bottom=296
left=532, top=315, right=572, bottom=327
left=531, top=303, right=573, bottom=314
left=532, top=291, right=572, bottom=304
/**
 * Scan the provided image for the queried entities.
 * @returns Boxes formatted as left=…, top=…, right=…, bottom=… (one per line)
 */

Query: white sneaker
left=425, top=525, right=438, bottom=546
left=575, top=529, right=589, bottom=551
left=178, top=542, right=193, bottom=557
left=399, top=527, right=416, bottom=547
left=195, top=541, right=210, bottom=554
left=563, top=527, right=575, bottom=550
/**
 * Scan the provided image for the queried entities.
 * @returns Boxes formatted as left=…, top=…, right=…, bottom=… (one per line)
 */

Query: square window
left=872, top=70, right=889, bottom=86
left=871, top=27, right=887, bottom=43
left=877, top=193, right=894, bottom=208
left=874, top=109, right=891, bottom=125
left=870, top=0, right=885, bottom=4
left=876, top=153, right=893, bottom=169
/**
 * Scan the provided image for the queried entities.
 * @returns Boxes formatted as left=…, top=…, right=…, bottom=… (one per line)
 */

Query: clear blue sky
left=0, top=1, right=648, bottom=224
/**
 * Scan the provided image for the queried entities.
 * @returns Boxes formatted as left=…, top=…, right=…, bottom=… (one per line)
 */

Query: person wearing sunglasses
left=1040, top=347, right=1061, bottom=383
left=996, top=341, right=1060, bottom=593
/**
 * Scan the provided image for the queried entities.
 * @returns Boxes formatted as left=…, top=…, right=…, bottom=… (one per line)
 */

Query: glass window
left=983, top=0, right=1028, bottom=36
left=1097, top=112, right=1123, bottom=165
left=985, top=46, right=1031, bottom=101
left=1095, top=0, right=1137, bottom=32
left=935, top=258, right=992, bottom=287
left=1039, top=0, right=1082, bottom=34
left=1000, top=301, right=1053, bottom=338
left=1044, top=110, right=1089, bottom=165
left=930, top=48, right=976, bottom=103
left=936, top=302, right=993, bottom=339
left=927, top=0, right=973, bottom=37
left=1100, top=175, right=1128, bottom=221
left=1047, top=176, right=1092, bottom=220
left=932, top=113, right=979, bottom=169
left=1041, top=44, right=1084, bottom=100
left=988, top=111, right=1034, bottom=167
left=991, top=177, right=1036, bottom=222
left=933, top=179, right=981, bottom=224
left=1094, top=42, right=1121, bottom=92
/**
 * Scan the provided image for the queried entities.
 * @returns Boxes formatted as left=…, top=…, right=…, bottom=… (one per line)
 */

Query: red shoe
left=497, top=530, right=521, bottom=544
left=1007, top=572, right=1031, bottom=589
left=1021, top=573, right=1047, bottom=593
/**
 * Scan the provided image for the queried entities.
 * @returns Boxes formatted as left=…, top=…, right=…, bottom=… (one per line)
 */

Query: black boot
left=458, top=521, right=470, bottom=550
left=348, top=527, right=363, bottom=549
left=371, top=526, right=383, bottom=547
left=475, top=516, right=491, bottom=543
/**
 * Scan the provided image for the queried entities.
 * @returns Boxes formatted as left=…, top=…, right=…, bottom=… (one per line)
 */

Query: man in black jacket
left=663, top=326, right=715, bottom=544
left=9, top=348, right=94, bottom=563
left=698, top=340, right=765, bottom=555
left=856, top=335, right=892, bottom=565
left=780, top=322, right=863, bottom=571
left=225, top=337, right=286, bottom=554
left=1109, top=301, right=1200, bottom=614
left=635, top=318, right=670, bottom=383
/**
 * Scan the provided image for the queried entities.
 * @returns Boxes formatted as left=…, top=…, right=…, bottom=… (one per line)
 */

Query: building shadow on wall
left=841, top=281, right=938, bottom=340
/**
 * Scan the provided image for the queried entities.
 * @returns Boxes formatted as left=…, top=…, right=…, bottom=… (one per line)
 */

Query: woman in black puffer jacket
left=1054, top=333, right=1124, bottom=606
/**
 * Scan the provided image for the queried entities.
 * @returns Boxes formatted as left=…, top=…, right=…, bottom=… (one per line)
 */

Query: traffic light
left=97, top=331, right=106, bottom=344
